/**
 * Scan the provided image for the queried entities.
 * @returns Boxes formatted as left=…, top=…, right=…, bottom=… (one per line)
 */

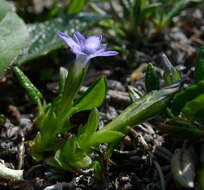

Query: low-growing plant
left=143, top=46, right=204, bottom=189
left=89, top=0, right=203, bottom=63
left=162, top=45, right=204, bottom=136
left=14, top=32, right=180, bottom=175
left=95, top=0, right=203, bottom=38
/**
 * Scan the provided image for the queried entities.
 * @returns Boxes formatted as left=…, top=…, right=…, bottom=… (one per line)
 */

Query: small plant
left=14, top=32, right=179, bottom=174
left=89, top=0, right=203, bottom=63
left=96, top=0, right=203, bottom=38
left=162, top=45, right=204, bottom=136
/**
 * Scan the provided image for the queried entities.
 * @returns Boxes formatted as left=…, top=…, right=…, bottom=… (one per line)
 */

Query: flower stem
left=57, top=55, right=88, bottom=118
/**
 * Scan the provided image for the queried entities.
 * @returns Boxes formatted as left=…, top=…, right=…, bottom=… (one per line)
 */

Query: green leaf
left=99, top=82, right=180, bottom=133
left=92, top=161, right=103, bottom=181
left=67, top=0, right=87, bottom=14
left=128, top=86, right=143, bottom=102
left=78, top=109, right=99, bottom=151
left=182, top=93, right=204, bottom=121
left=145, top=63, right=160, bottom=92
left=0, top=12, right=29, bottom=75
left=140, top=3, right=161, bottom=21
left=194, top=45, right=204, bottom=83
left=90, top=130, right=124, bottom=145
left=13, top=66, right=42, bottom=104
left=55, top=136, right=92, bottom=169
left=161, top=53, right=181, bottom=86
left=71, top=77, right=107, bottom=114
left=171, top=80, right=204, bottom=115
left=79, top=108, right=99, bottom=136
left=16, top=13, right=106, bottom=65
left=0, top=0, right=15, bottom=20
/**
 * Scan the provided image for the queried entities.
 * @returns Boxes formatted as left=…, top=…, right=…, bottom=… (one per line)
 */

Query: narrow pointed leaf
left=145, top=63, right=160, bottom=92
left=13, top=66, right=42, bottom=104
left=71, top=77, right=107, bottom=114
left=161, top=53, right=181, bottom=85
left=83, top=108, right=99, bottom=136
left=128, top=86, right=143, bottom=102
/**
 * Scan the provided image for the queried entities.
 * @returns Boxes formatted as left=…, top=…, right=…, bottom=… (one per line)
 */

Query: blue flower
left=58, top=32, right=118, bottom=60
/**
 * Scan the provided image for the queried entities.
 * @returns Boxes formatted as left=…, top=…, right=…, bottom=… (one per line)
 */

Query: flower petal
left=58, top=32, right=118, bottom=60
left=94, top=50, right=119, bottom=57
left=75, top=32, right=86, bottom=41
left=58, top=32, right=80, bottom=50
left=73, top=32, right=85, bottom=45
left=99, top=43, right=107, bottom=51
left=85, top=35, right=102, bottom=54
left=72, top=47, right=86, bottom=56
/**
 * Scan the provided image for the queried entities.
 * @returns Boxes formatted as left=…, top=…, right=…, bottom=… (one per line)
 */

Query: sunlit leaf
left=0, top=12, right=29, bottom=75
left=0, top=0, right=15, bottom=20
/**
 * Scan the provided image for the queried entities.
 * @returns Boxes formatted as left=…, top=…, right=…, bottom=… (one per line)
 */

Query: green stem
left=32, top=55, right=89, bottom=160
left=57, top=56, right=88, bottom=115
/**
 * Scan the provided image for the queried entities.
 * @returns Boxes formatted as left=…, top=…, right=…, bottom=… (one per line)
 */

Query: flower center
left=84, top=36, right=101, bottom=54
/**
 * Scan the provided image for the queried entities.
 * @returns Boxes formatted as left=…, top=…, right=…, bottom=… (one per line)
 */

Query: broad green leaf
left=0, top=0, right=15, bottom=20
left=67, top=0, right=87, bottom=14
left=145, top=63, right=160, bottom=92
left=0, top=12, right=29, bottom=75
left=182, top=93, right=204, bottom=121
left=17, top=13, right=106, bottom=65
left=194, top=45, right=204, bottom=83
left=171, top=80, right=204, bottom=115
left=71, top=77, right=107, bottom=114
